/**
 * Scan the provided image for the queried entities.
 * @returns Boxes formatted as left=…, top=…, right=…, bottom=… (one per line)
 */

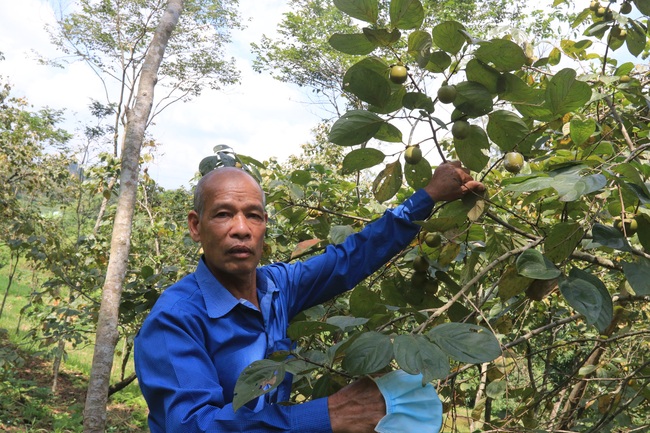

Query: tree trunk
left=82, top=2, right=185, bottom=431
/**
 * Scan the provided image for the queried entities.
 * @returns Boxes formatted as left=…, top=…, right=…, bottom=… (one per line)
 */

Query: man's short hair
left=193, top=167, right=266, bottom=217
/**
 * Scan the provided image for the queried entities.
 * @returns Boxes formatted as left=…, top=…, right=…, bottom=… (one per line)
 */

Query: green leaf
left=233, top=359, right=285, bottom=411
left=390, top=0, right=424, bottom=30
left=487, top=110, right=529, bottom=152
left=622, top=259, right=650, bottom=296
left=498, top=265, right=533, bottom=300
left=287, top=321, right=340, bottom=340
left=453, top=81, right=494, bottom=117
left=613, top=163, right=650, bottom=198
left=486, top=380, right=507, bottom=398
left=465, top=59, right=502, bottom=95
left=559, top=276, right=603, bottom=327
left=431, top=21, right=466, bottom=55
left=362, top=28, right=401, bottom=46
left=626, top=19, right=647, bottom=56
left=590, top=223, right=632, bottom=252
left=342, top=148, right=386, bottom=174
left=635, top=214, right=650, bottom=252
left=341, top=331, right=393, bottom=375
left=329, top=110, right=384, bottom=146
left=402, top=92, right=434, bottom=113
left=454, top=124, right=490, bottom=172
left=329, top=225, right=355, bottom=244
left=633, top=0, right=650, bottom=15
left=408, top=30, right=432, bottom=67
left=516, top=249, right=561, bottom=280
left=425, top=50, right=452, bottom=73
left=372, top=160, right=402, bottom=202
left=545, top=68, right=592, bottom=117
left=428, top=322, right=502, bottom=364
left=333, top=0, right=378, bottom=24
left=569, top=116, right=597, bottom=146
left=327, top=316, right=369, bottom=330
left=328, top=33, right=376, bottom=55
left=343, top=57, right=391, bottom=107
left=393, top=334, right=449, bottom=382
left=474, top=39, right=527, bottom=72
left=404, top=156, right=432, bottom=190
left=544, top=222, right=584, bottom=264
left=375, top=122, right=403, bottom=142
left=290, top=169, right=312, bottom=186
left=350, top=286, right=384, bottom=317
left=568, top=268, right=613, bottom=333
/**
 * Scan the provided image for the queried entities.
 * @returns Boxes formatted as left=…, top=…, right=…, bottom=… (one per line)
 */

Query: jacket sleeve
left=269, top=189, right=435, bottom=319
left=134, top=307, right=332, bottom=433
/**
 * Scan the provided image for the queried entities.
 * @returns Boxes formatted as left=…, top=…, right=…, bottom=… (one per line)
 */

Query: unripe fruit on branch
left=504, top=152, right=524, bottom=173
left=389, top=64, right=408, bottom=84
left=451, top=119, right=470, bottom=140
left=404, top=145, right=422, bottom=165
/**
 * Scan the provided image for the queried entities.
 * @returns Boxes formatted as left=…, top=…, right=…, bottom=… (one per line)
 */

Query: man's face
left=188, top=170, right=267, bottom=285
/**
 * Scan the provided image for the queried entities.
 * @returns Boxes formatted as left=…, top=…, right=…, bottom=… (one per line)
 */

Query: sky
left=0, top=0, right=326, bottom=190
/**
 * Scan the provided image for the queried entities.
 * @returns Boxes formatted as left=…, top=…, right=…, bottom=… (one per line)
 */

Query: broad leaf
left=453, top=81, right=494, bottom=117
left=465, top=58, right=502, bottom=95
left=431, top=21, right=466, bottom=54
left=626, top=19, right=647, bottom=56
left=425, top=50, right=452, bottom=73
left=350, top=286, right=385, bottom=318
left=328, top=110, right=384, bottom=146
left=559, top=275, right=604, bottom=328
left=343, top=57, right=391, bottom=107
left=372, top=160, right=402, bottom=202
left=326, top=316, right=369, bottom=330
left=544, top=222, right=584, bottom=264
left=487, top=110, right=529, bottom=152
left=635, top=214, right=650, bottom=252
left=570, top=116, right=596, bottom=146
left=402, top=92, right=434, bottom=113
left=341, top=331, right=393, bottom=375
left=233, top=359, right=285, bottom=411
left=590, top=223, right=632, bottom=252
left=404, top=156, right=432, bottom=190
left=428, top=322, right=501, bottom=364
left=328, top=33, right=376, bottom=55
left=393, top=334, right=449, bottom=383
left=498, top=265, right=533, bottom=300
left=545, top=68, right=592, bottom=117
left=342, top=148, right=385, bottom=174
left=568, top=268, right=613, bottom=333
left=454, top=124, right=490, bottom=172
left=408, top=30, right=432, bottom=66
left=287, top=321, right=340, bottom=340
left=389, top=0, right=424, bottom=30
left=516, top=249, right=561, bottom=280
left=633, top=0, right=650, bottom=15
left=329, top=225, right=355, bottom=244
left=474, top=39, right=527, bottom=72
left=622, top=259, right=650, bottom=296
left=375, top=122, right=403, bottom=142
left=333, top=0, right=378, bottom=24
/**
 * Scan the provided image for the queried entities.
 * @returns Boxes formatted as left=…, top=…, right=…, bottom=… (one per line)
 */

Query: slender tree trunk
left=0, top=252, right=19, bottom=319
left=52, top=338, right=66, bottom=393
left=82, top=2, right=185, bottom=431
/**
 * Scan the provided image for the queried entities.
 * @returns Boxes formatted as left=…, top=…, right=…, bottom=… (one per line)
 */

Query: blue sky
left=0, top=0, right=326, bottom=190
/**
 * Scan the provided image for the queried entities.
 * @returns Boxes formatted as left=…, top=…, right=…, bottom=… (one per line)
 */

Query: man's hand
left=424, top=161, right=485, bottom=202
left=328, top=377, right=385, bottom=433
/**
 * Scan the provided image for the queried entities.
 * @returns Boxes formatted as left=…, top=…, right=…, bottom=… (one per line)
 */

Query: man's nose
left=230, top=213, right=251, bottom=237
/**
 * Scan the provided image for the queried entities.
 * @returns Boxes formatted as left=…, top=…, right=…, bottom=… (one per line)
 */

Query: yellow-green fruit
left=596, top=6, right=606, bottom=17
left=504, top=152, right=524, bottom=173
left=437, top=85, right=457, bottom=104
left=424, top=232, right=442, bottom=248
left=413, top=255, right=429, bottom=272
left=451, top=119, right=470, bottom=140
left=620, top=75, right=631, bottom=83
left=589, top=1, right=600, bottom=11
left=620, top=2, right=632, bottom=14
left=389, top=65, right=408, bottom=84
left=614, top=218, right=638, bottom=236
left=404, top=145, right=422, bottom=165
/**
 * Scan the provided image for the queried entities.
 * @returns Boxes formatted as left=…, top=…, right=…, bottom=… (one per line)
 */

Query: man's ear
left=187, top=210, right=201, bottom=242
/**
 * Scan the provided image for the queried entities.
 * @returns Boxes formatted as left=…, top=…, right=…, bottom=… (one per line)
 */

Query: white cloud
left=0, top=0, right=325, bottom=190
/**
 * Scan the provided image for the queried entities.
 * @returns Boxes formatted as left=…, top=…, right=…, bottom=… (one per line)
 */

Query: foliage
left=231, top=0, right=650, bottom=431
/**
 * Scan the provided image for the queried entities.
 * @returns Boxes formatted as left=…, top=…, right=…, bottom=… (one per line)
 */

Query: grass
left=0, top=257, right=149, bottom=432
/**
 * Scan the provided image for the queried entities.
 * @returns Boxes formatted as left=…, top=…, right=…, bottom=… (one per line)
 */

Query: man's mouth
left=228, top=245, right=253, bottom=257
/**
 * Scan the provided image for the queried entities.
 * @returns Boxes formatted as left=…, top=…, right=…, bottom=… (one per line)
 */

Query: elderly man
left=134, top=161, right=484, bottom=433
